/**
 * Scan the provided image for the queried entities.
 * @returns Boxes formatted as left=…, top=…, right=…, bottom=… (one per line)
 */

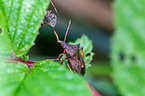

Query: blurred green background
left=28, top=0, right=119, bottom=96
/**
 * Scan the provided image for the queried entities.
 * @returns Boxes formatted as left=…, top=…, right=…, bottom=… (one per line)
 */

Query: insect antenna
left=50, top=0, right=58, bottom=13
left=53, top=28, right=61, bottom=43
left=64, top=19, right=71, bottom=42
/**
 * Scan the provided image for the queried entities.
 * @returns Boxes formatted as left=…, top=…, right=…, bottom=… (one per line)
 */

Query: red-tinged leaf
left=88, top=83, right=101, bottom=96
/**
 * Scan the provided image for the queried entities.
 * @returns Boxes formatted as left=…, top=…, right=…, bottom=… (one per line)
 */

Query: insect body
left=49, top=20, right=85, bottom=76
left=64, top=43, right=85, bottom=75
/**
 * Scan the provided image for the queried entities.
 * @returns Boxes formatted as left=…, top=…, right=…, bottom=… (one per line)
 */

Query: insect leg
left=79, top=47, right=84, bottom=58
left=46, top=53, right=64, bottom=61
left=60, top=57, right=67, bottom=65
left=56, top=53, right=64, bottom=61
left=50, top=0, right=58, bottom=13
left=67, top=63, right=73, bottom=73
left=64, top=19, right=71, bottom=42
left=53, top=28, right=61, bottom=43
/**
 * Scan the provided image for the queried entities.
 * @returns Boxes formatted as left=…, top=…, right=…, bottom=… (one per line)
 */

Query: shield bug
left=47, top=20, right=86, bottom=76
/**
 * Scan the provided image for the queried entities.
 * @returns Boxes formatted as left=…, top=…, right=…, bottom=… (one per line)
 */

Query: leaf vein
left=16, top=0, right=40, bottom=52
left=12, top=0, right=24, bottom=43
left=13, top=73, right=27, bottom=96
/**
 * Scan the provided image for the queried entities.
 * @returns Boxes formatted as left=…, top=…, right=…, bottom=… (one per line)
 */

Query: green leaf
left=0, top=0, right=50, bottom=57
left=69, top=35, right=94, bottom=69
left=0, top=60, right=92, bottom=96
left=111, top=0, right=145, bottom=96
left=0, top=5, right=11, bottom=57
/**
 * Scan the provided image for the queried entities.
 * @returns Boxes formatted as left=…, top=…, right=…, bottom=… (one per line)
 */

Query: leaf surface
left=111, top=0, right=145, bottom=96
left=0, top=0, right=50, bottom=57
left=0, top=60, right=92, bottom=96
